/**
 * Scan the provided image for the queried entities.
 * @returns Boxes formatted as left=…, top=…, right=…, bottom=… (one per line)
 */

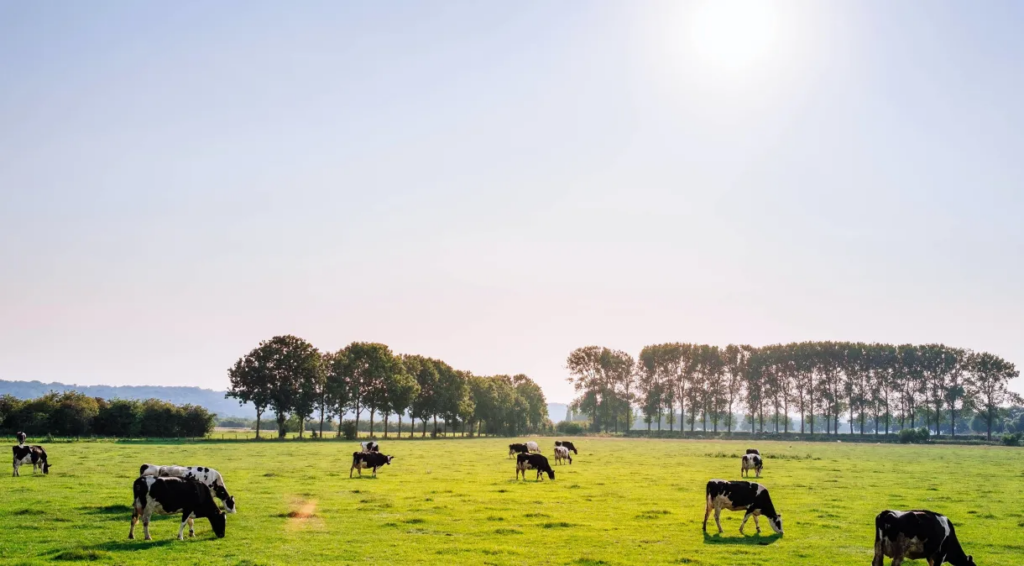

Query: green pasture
left=3, top=438, right=1022, bottom=565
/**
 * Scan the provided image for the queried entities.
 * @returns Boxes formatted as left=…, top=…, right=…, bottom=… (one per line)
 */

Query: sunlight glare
left=684, top=0, right=784, bottom=77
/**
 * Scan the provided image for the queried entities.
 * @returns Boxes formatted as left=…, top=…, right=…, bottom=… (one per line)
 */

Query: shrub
left=1001, top=432, right=1022, bottom=446
left=556, top=420, right=585, bottom=435
left=898, top=427, right=931, bottom=444
left=341, top=420, right=358, bottom=441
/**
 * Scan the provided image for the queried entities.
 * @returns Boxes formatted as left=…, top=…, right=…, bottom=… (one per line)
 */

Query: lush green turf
left=3, top=438, right=1022, bottom=565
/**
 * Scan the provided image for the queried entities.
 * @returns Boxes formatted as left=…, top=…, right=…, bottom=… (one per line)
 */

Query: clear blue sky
left=2, top=1, right=1022, bottom=403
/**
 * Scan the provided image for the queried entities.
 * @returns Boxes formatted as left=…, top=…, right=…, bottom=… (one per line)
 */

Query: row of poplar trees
left=226, top=335, right=548, bottom=438
left=567, top=342, right=1020, bottom=440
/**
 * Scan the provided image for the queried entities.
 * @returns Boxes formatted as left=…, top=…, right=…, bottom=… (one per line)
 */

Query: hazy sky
left=2, top=1, right=1022, bottom=403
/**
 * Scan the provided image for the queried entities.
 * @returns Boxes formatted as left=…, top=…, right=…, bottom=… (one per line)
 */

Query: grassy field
left=3, top=438, right=1023, bottom=566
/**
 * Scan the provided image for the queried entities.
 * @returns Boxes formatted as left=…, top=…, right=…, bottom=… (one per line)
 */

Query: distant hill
left=1, top=380, right=570, bottom=423
left=0, top=380, right=254, bottom=418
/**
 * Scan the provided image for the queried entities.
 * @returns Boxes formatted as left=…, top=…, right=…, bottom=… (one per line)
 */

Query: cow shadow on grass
left=702, top=532, right=781, bottom=546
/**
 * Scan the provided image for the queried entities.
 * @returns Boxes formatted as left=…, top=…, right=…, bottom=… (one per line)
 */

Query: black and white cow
left=350, top=452, right=393, bottom=478
left=16, top=432, right=27, bottom=446
left=703, top=480, right=783, bottom=535
left=130, top=476, right=226, bottom=541
left=873, top=510, right=975, bottom=566
left=12, top=445, right=49, bottom=476
left=139, top=464, right=236, bottom=513
left=554, top=445, right=572, bottom=465
left=741, top=454, right=763, bottom=478
left=359, top=441, right=380, bottom=452
left=515, top=453, right=554, bottom=481
left=745, top=448, right=760, bottom=455
left=555, top=441, right=578, bottom=455
left=508, top=443, right=529, bottom=458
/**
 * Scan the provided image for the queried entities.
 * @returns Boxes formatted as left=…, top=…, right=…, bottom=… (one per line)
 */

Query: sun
left=684, top=0, right=783, bottom=76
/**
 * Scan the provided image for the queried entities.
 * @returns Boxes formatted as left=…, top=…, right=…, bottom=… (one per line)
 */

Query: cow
left=515, top=453, right=555, bottom=481
left=873, top=510, right=975, bottom=566
left=12, top=445, right=49, bottom=476
left=139, top=464, right=236, bottom=514
left=525, top=441, right=541, bottom=453
left=508, top=443, right=529, bottom=458
left=741, top=454, right=763, bottom=478
left=129, top=476, right=226, bottom=541
left=554, top=445, right=572, bottom=465
left=745, top=448, right=760, bottom=455
left=555, top=441, right=578, bottom=455
left=703, top=480, right=783, bottom=536
left=350, top=452, right=393, bottom=478
left=15, top=432, right=27, bottom=446
left=359, top=441, right=379, bottom=452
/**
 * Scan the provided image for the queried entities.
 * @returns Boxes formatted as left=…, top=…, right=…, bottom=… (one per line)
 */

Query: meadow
left=3, top=438, right=1023, bottom=566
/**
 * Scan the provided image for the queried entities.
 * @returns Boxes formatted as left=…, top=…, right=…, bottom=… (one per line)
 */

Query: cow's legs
left=129, top=508, right=139, bottom=539
left=739, top=512, right=750, bottom=534
left=177, top=510, right=192, bottom=540
left=187, top=515, right=195, bottom=537
left=753, top=514, right=761, bottom=534
left=536, top=470, right=542, bottom=481
left=12, top=462, right=18, bottom=477
left=143, top=513, right=152, bottom=541
left=715, top=508, right=724, bottom=534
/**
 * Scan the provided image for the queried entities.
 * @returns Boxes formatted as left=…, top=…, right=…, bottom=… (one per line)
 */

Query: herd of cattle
left=10, top=433, right=978, bottom=565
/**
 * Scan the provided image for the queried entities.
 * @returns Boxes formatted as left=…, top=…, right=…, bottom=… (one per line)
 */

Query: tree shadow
left=79, top=504, right=133, bottom=515
left=703, top=532, right=782, bottom=546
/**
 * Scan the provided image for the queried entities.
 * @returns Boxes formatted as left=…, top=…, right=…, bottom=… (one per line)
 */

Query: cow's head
left=208, top=512, right=226, bottom=538
left=385, top=456, right=394, bottom=465
left=966, top=556, right=975, bottom=566
left=768, top=514, right=783, bottom=535
left=42, top=461, right=50, bottom=474
left=546, top=469, right=555, bottom=480
left=214, top=485, right=236, bottom=514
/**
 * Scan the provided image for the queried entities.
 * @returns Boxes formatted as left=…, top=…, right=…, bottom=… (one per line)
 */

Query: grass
left=2, top=438, right=1022, bottom=565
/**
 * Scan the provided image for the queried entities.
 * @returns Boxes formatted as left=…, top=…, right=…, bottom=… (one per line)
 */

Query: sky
left=1, top=1, right=1023, bottom=404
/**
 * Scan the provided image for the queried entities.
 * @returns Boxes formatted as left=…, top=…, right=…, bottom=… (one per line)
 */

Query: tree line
left=567, top=342, right=1020, bottom=440
left=0, top=391, right=216, bottom=438
left=225, top=336, right=549, bottom=439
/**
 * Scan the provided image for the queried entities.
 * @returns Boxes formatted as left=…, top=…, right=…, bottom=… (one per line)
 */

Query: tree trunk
left=319, top=409, right=325, bottom=438
left=369, top=409, right=376, bottom=439
left=986, top=406, right=992, bottom=441
left=384, top=414, right=389, bottom=438
left=255, top=409, right=263, bottom=440
left=355, top=405, right=361, bottom=435
left=277, top=412, right=287, bottom=439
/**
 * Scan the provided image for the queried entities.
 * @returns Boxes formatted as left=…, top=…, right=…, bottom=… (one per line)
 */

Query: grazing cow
left=129, top=476, right=226, bottom=541
left=555, top=441, right=578, bottom=455
left=745, top=448, right=760, bottom=455
left=16, top=432, right=27, bottom=446
left=12, top=445, right=49, bottom=476
left=508, top=443, right=529, bottom=457
left=139, top=464, right=236, bottom=513
left=525, top=441, right=541, bottom=453
left=515, top=453, right=555, bottom=481
left=703, top=480, right=783, bottom=535
left=873, top=510, right=975, bottom=566
left=350, top=452, right=393, bottom=478
left=554, top=445, right=572, bottom=465
left=359, top=441, right=380, bottom=452
left=741, top=454, right=763, bottom=478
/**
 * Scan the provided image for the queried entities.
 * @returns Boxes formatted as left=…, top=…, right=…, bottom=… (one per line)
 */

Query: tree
left=226, top=342, right=274, bottom=439
left=404, top=355, right=439, bottom=437
left=179, top=405, right=216, bottom=437
left=93, top=399, right=143, bottom=437
left=315, top=352, right=335, bottom=438
left=968, top=352, right=1021, bottom=440
left=140, top=399, right=182, bottom=437
left=513, top=374, right=549, bottom=433
left=722, top=345, right=749, bottom=433
left=326, top=350, right=352, bottom=438
left=383, top=363, right=419, bottom=438
left=338, top=342, right=402, bottom=437
left=49, top=391, right=100, bottom=437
